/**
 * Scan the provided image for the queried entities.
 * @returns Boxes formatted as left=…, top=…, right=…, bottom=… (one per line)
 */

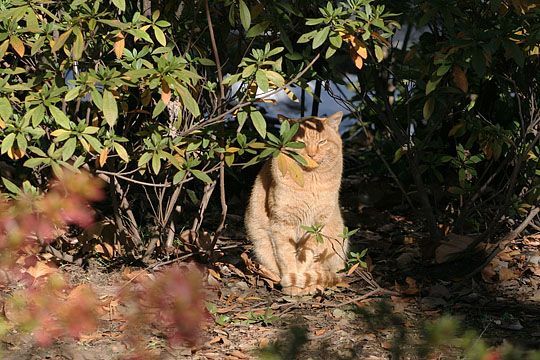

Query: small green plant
left=240, top=308, right=278, bottom=326
left=300, top=224, right=325, bottom=243
left=346, top=249, right=368, bottom=273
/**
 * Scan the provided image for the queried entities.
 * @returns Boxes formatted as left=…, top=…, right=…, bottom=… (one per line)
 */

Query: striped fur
left=245, top=112, right=348, bottom=296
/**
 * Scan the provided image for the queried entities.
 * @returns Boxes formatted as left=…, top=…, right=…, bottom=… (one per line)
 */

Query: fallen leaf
left=26, top=261, right=57, bottom=279
left=498, top=267, right=517, bottom=281
left=435, top=233, right=476, bottom=263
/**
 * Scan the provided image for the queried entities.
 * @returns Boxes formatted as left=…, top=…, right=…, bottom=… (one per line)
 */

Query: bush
left=0, top=0, right=396, bottom=260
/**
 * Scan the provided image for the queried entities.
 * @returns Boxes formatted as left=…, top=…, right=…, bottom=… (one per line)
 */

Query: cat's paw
left=281, top=285, right=318, bottom=296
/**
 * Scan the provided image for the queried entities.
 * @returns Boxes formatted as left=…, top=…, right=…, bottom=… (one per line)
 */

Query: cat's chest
left=269, top=185, right=337, bottom=220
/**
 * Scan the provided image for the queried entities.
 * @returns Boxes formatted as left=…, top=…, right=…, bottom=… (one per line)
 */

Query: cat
left=245, top=111, right=348, bottom=295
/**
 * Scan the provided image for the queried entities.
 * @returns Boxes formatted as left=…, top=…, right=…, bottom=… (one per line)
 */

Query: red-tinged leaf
left=452, top=65, right=469, bottom=93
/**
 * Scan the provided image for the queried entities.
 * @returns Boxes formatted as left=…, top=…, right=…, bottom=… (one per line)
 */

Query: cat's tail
left=281, top=270, right=340, bottom=290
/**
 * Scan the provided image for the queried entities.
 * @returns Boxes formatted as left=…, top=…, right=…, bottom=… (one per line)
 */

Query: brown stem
left=205, top=0, right=229, bottom=253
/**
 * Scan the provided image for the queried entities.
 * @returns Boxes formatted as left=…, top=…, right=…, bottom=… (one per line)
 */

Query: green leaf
left=82, top=126, right=99, bottom=135
left=102, top=89, right=118, bottom=127
left=374, top=45, right=384, bottom=62
left=237, top=111, right=248, bottom=129
left=329, top=33, right=342, bottom=48
left=256, top=70, right=269, bottom=92
left=152, top=99, right=167, bottom=118
left=31, top=105, right=45, bottom=127
left=325, top=46, right=336, bottom=59
left=423, top=97, right=435, bottom=120
left=91, top=89, right=103, bottom=110
left=138, top=152, right=152, bottom=167
left=238, top=0, right=251, bottom=31
left=191, top=169, right=212, bottom=184
left=251, top=111, right=266, bottom=138
left=178, top=86, right=200, bottom=117
left=51, top=28, right=72, bottom=53
left=1, top=133, right=15, bottom=154
left=113, top=142, right=129, bottom=162
left=0, top=97, right=12, bottom=121
left=246, top=22, right=270, bottom=38
left=111, top=0, right=126, bottom=11
left=62, top=137, right=77, bottom=161
left=312, top=26, right=330, bottom=49
left=49, top=105, right=71, bottom=129
left=298, top=30, right=317, bottom=44
left=23, top=157, right=45, bottom=168
left=153, top=25, right=166, bottom=46
left=82, top=134, right=102, bottom=152
left=71, top=27, right=84, bottom=60
left=173, top=169, right=186, bottom=184
left=425, top=78, right=440, bottom=95
left=151, top=153, right=161, bottom=174
left=65, top=86, right=80, bottom=102
left=2, top=177, right=20, bottom=194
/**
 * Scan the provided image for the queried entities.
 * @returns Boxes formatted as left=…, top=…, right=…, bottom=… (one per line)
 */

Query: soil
left=2, top=168, right=540, bottom=359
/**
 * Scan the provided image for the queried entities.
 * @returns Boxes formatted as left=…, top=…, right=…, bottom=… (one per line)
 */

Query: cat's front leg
left=270, top=223, right=304, bottom=292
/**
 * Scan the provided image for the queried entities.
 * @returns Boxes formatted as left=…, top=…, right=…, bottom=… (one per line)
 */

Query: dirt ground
left=2, top=171, right=540, bottom=359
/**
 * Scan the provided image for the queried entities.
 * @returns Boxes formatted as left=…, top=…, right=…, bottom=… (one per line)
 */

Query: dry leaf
left=9, top=36, right=25, bottom=57
left=452, top=65, right=468, bottom=93
left=94, top=243, right=114, bottom=259
left=286, top=155, right=304, bottom=187
left=7, top=147, right=25, bottom=160
left=498, top=267, right=517, bottom=281
left=481, top=264, right=496, bottom=283
left=277, top=152, right=288, bottom=176
left=303, top=155, right=319, bottom=169
left=350, top=48, right=364, bottom=70
left=113, top=32, right=125, bottom=59
left=161, top=79, right=171, bottom=105
left=26, top=261, right=57, bottom=279
left=347, top=262, right=360, bottom=276
left=435, top=233, right=476, bottom=263
left=99, top=147, right=109, bottom=167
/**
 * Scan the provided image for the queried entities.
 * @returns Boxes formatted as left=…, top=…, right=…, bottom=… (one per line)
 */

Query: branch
left=177, top=53, right=321, bottom=137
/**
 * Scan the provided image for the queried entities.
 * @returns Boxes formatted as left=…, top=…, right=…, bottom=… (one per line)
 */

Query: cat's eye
left=318, top=139, right=327, bottom=145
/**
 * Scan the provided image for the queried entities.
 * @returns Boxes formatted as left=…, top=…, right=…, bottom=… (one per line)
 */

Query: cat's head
left=278, top=111, right=343, bottom=169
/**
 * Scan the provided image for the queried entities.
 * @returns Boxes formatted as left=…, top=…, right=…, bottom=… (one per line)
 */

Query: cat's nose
left=306, top=145, right=317, bottom=157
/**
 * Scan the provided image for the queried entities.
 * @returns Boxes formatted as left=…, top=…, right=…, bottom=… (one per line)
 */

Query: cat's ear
left=325, top=111, right=343, bottom=131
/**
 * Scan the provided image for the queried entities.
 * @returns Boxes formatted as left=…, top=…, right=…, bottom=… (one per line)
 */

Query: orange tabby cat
left=245, top=111, right=348, bottom=295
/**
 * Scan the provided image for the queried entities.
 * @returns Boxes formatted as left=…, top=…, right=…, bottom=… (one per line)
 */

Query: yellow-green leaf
left=250, top=111, right=266, bottom=138
left=72, top=27, right=84, bottom=60
left=277, top=152, right=288, bottom=176
left=51, top=29, right=73, bottom=53
left=113, top=143, right=129, bottom=162
left=239, top=0, right=251, bottom=31
left=153, top=26, right=166, bottom=46
left=49, top=105, right=70, bottom=129
left=423, top=97, right=435, bottom=120
left=102, top=89, right=118, bottom=127
left=177, top=86, right=200, bottom=117
left=111, top=0, right=126, bottom=11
